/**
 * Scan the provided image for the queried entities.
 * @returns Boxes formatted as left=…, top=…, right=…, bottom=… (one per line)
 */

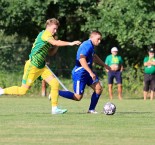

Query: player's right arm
left=41, top=31, right=81, bottom=47
left=48, top=39, right=81, bottom=47
left=144, top=57, right=151, bottom=66
left=79, top=55, right=96, bottom=81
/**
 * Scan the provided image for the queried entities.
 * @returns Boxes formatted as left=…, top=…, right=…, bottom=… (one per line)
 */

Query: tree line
left=0, top=0, right=154, bottom=73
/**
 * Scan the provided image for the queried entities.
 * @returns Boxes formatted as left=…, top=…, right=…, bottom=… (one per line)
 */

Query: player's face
left=49, top=24, right=58, bottom=35
left=91, top=34, right=102, bottom=46
left=149, top=52, right=154, bottom=57
left=112, top=51, right=118, bottom=56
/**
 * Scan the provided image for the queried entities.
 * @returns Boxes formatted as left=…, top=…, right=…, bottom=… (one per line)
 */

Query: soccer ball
left=103, top=102, right=116, bottom=115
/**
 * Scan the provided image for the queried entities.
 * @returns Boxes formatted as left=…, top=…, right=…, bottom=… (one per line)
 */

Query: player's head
left=89, top=30, right=102, bottom=46
left=111, top=47, right=118, bottom=55
left=46, top=18, right=60, bottom=35
left=148, top=47, right=155, bottom=57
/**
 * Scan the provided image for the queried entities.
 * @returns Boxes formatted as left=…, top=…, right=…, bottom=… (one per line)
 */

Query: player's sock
left=59, top=90, right=74, bottom=100
left=0, top=88, right=4, bottom=95
left=3, top=86, right=28, bottom=95
left=88, top=92, right=101, bottom=110
left=49, top=78, right=59, bottom=107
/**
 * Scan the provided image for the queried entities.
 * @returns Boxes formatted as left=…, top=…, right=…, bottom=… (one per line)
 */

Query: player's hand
left=105, top=65, right=111, bottom=71
left=89, top=72, right=96, bottom=81
left=147, top=61, right=152, bottom=66
left=69, top=41, right=81, bottom=46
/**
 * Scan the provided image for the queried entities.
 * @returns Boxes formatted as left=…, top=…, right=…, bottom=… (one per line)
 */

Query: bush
left=0, top=64, right=144, bottom=99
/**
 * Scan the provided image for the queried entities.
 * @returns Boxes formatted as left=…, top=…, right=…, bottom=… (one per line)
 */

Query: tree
left=81, top=0, right=155, bottom=65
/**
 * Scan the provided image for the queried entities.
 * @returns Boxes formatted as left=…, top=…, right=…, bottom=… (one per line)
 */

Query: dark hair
left=90, top=30, right=102, bottom=37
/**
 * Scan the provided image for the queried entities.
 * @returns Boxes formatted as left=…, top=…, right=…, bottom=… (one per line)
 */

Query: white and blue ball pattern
left=103, top=102, right=116, bottom=115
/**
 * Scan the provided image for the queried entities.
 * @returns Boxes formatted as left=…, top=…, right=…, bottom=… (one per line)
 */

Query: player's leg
left=59, top=90, right=83, bottom=101
left=0, top=60, right=39, bottom=96
left=117, top=84, right=122, bottom=100
left=150, top=75, right=155, bottom=100
left=150, top=91, right=154, bottom=100
left=115, top=71, right=122, bottom=100
left=88, top=77, right=103, bottom=114
left=41, top=66, right=67, bottom=114
left=108, top=71, right=114, bottom=100
left=143, top=74, right=150, bottom=100
left=108, top=84, right=113, bottom=100
left=58, top=72, right=85, bottom=101
left=59, top=78, right=86, bottom=101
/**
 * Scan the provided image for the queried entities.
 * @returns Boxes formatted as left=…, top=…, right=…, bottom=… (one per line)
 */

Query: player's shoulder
left=41, top=30, right=54, bottom=41
left=80, top=39, right=92, bottom=47
left=118, top=55, right=122, bottom=59
left=42, top=30, right=52, bottom=37
left=106, top=54, right=112, bottom=58
left=144, top=56, right=149, bottom=59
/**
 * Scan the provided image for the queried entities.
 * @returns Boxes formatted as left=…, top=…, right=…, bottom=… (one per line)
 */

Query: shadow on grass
left=116, top=111, right=155, bottom=115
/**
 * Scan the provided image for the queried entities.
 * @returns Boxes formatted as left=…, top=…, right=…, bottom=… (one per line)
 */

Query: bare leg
left=143, top=91, right=148, bottom=100
left=118, top=84, right=122, bottom=100
left=150, top=91, right=154, bottom=100
left=108, top=84, right=113, bottom=100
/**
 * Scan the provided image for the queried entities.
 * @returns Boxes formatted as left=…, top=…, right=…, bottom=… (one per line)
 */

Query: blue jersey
left=72, top=39, right=99, bottom=94
left=72, top=39, right=94, bottom=77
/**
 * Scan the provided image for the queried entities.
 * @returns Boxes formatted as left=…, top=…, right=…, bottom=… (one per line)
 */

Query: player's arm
left=48, top=36, right=59, bottom=56
left=48, top=47, right=59, bottom=56
left=79, top=55, right=96, bottom=80
left=93, top=54, right=111, bottom=71
left=48, top=39, right=81, bottom=47
left=144, top=61, right=151, bottom=66
left=120, top=65, right=124, bottom=72
left=120, top=56, right=124, bottom=72
left=150, top=60, right=155, bottom=65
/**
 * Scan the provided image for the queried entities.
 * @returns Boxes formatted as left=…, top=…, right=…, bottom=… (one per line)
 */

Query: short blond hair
left=46, top=18, right=60, bottom=27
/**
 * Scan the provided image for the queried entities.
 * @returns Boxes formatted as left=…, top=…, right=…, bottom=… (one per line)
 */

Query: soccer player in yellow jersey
left=0, top=18, right=81, bottom=114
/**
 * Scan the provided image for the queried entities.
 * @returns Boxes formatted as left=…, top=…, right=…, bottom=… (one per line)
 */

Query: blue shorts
left=72, top=72, right=99, bottom=95
left=108, top=71, right=122, bottom=84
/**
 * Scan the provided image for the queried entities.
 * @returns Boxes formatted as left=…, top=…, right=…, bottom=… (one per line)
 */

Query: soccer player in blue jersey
left=58, top=30, right=111, bottom=114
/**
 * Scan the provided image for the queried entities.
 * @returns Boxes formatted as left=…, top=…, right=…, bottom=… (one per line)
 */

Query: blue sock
left=89, top=92, right=101, bottom=110
left=59, top=90, right=74, bottom=100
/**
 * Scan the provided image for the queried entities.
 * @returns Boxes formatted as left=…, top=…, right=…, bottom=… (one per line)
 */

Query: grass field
left=0, top=96, right=155, bottom=145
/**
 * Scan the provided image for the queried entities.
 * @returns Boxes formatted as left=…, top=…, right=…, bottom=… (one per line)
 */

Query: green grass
left=0, top=96, right=155, bottom=145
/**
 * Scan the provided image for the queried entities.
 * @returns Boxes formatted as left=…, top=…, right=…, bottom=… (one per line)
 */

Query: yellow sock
left=48, top=78, right=59, bottom=107
left=4, top=86, right=28, bottom=95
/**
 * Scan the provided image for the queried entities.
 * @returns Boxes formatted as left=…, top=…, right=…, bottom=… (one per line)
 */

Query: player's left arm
left=120, top=65, right=124, bottom=72
left=150, top=60, right=155, bottom=65
left=79, top=55, right=96, bottom=81
left=93, top=54, right=111, bottom=71
left=48, top=47, right=59, bottom=56
left=48, top=36, right=59, bottom=56
left=119, top=56, right=124, bottom=72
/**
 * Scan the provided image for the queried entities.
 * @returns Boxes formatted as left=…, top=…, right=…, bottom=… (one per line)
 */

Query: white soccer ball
left=103, top=102, right=116, bottom=115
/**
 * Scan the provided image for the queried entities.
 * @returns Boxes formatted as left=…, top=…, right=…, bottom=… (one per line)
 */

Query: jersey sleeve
left=144, top=56, right=148, bottom=63
left=77, top=43, right=90, bottom=60
left=105, top=56, right=109, bottom=65
left=41, top=30, right=54, bottom=41
left=119, top=56, right=123, bottom=64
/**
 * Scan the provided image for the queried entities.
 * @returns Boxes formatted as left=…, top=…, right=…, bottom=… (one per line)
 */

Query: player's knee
left=143, top=85, right=149, bottom=92
left=49, top=78, right=59, bottom=89
left=95, top=87, right=103, bottom=95
left=73, top=94, right=83, bottom=101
